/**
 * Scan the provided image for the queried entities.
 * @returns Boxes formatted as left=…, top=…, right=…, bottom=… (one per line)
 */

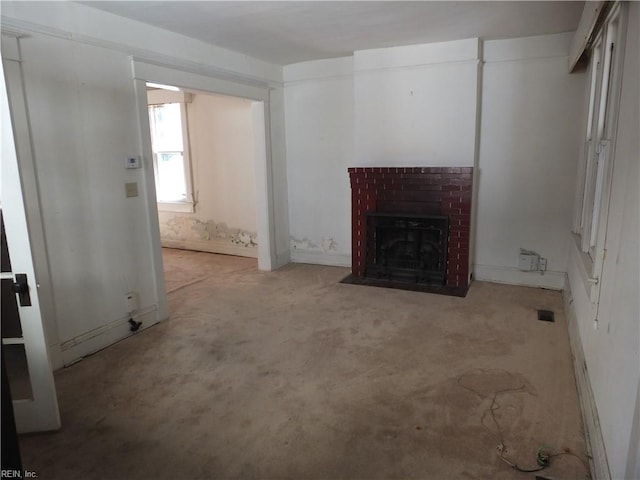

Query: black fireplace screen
left=364, top=213, right=448, bottom=285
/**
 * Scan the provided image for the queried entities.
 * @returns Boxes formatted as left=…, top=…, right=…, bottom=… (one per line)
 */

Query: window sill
left=157, top=201, right=194, bottom=213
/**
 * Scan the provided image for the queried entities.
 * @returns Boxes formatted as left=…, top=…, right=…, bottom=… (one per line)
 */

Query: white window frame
left=147, top=88, right=195, bottom=213
left=572, top=2, right=626, bottom=291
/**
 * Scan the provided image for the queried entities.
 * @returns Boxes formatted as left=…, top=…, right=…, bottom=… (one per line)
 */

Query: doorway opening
left=145, top=83, right=261, bottom=293
left=132, top=59, right=277, bottom=322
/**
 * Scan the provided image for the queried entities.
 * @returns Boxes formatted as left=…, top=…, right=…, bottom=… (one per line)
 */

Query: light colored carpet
left=19, top=249, right=589, bottom=479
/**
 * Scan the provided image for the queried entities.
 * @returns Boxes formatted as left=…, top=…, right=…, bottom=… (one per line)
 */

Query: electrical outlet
left=519, top=249, right=540, bottom=271
left=539, top=257, right=548, bottom=272
left=124, top=292, right=138, bottom=314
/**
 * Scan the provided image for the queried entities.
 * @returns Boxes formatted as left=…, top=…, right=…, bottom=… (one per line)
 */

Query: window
left=147, top=87, right=194, bottom=212
left=148, top=103, right=187, bottom=202
left=574, top=5, right=625, bottom=266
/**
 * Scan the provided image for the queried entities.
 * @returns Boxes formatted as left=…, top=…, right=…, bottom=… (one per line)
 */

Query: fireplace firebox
left=365, top=213, right=448, bottom=285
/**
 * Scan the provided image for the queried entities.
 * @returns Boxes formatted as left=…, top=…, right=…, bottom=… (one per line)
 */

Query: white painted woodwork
left=569, top=1, right=607, bottom=72
left=566, top=4, right=640, bottom=478
left=1, top=55, right=61, bottom=433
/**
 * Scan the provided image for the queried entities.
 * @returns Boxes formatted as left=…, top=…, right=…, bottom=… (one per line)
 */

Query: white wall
left=157, top=92, right=258, bottom=258
left=284, top=41, right=483, bottom=266
left=16, top=32, right=159, bottom=360
left=567, top=3, right=640, bottom=478
left=475, top=33, right=586, bottom=289
left=0, top=1, right=286, bottom=366
left=353, top=38, right=480, bottom=167
left=284, top=57, right=353, bottom=266
left=284, top=34, right=584, bottom=286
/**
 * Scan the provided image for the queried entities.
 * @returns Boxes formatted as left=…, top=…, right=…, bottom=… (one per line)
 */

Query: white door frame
left=2, top=33, right=62, bottom=369
left=1, top=39, right=61, bottom=432
left=131, top=59, right=278, bottom=321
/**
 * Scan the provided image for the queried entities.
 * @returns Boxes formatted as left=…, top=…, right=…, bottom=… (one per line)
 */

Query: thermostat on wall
left=125, top=156, right=141, bottom=169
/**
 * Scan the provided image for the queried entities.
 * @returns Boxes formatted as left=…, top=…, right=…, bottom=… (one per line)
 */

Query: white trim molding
left=161, top=239, right=258, bottom=259
left=59, top=306, right=160, bottom=367
left=569, top=1, right=607, bottom=72
left=473, top=264, right=565, bottom=290
left=563, top=277, right=610, bottom=480
left=290, top=250, right=351, bottom=268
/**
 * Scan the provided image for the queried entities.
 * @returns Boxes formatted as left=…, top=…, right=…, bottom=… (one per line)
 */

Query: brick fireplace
left=344, top=167, right=473, bottom=296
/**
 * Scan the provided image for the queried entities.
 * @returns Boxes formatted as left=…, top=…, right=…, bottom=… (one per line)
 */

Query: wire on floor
left=456, top=368, right=589, bottom=476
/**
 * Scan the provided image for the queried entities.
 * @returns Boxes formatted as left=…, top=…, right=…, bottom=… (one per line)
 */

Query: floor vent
left=537, top=310, right=555, bottom=322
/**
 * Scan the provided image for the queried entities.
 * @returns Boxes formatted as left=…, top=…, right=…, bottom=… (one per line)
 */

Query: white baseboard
left=290, top=249, right=351, bottom=267
left=59, top=306, right=160, bottom=367
left=473, top=264, right=565, bottom=289
left=563, top=277, right=610, bottom=480
left=161, top=238, right=258, bottom=259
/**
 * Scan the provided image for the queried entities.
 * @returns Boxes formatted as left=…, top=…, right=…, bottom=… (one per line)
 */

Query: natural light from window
left=148, top=102, right=187, bottom=203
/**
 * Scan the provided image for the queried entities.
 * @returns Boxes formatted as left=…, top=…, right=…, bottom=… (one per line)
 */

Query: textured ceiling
left=82, top=1, right=584, bottom=65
